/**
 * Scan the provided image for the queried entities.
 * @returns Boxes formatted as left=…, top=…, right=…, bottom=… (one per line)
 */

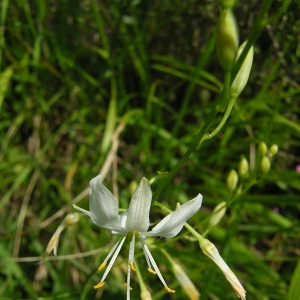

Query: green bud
left=129, top=180, right=138, bottom=195
left=229, top=41, right=254, bottom=98
left=238, top=157, right=249, bottom=177
left=258, top=142, right=268, bottom=156
left=260, top=156, right=271, bottom=174
left=226, top=169, right=238, bottom=191
left=209, top=201, right=227, bottom=228
left=216, top=9, right=239, bottom=71
left=63, top=213, right=80, bottom=227
left=269, top=144, right=278, bottom=156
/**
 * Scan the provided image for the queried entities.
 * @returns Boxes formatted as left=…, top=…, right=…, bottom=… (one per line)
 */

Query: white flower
left=74, top=175, right=202, bottom=299
left=200, top=238, right=246, bottom=300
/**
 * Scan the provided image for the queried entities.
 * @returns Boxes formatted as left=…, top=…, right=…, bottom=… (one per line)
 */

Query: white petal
left=111, top=211, right=128, bottom=235
left=145, top=194, right=202, bottom=238
left=125, top=178, right=152, bottom=232
left=89, top=175, right=125, bottom=233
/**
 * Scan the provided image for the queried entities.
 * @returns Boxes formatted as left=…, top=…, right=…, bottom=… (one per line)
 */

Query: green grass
left=1, top=0, right=299, bottom=299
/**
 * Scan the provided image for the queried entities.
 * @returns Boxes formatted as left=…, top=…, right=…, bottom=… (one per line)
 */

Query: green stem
left=134, top=258, right=148, bottom=293
left=184, top=222, right=205, bottom=244
left=216, top=70, right=231, bottom=113
left=201, top=96, right=236, bottom=143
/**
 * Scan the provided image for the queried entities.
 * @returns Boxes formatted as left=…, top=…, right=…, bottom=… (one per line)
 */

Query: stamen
left=126, top=233, right=136, bottom=300
left=98, top=236, right=125, bottom=271
left=142, top=242, right=175, bottom=292
left=94, top=282, right=106, bottom=289
left=99, top=236, right=126, bottom=283
left=147, top=268, right=156, bottom=274
left=129, top=262, right=136, bottom=271
left=139, top=235, right=155, bottom=271
left=98, top=262, right=107, bottom=271
left=124, top=283, right=133, bottom=290
left=164, top=286, right=176, bottom=294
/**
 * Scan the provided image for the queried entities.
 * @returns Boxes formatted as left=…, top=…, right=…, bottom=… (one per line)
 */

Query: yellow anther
left=129, top=262, right=136, bottom=272
left=147, top=268, right=156, bottom=274
left=94, top=282, right=106, bottom=289
left=164, top=286, right=176, bottom=294
left=124, top=283, right=133, bottom=290
left=98, top=262, right=107, bottom=271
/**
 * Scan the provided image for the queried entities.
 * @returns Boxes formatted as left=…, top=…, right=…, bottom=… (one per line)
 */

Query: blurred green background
left=1, top=0, right=300, bottom=299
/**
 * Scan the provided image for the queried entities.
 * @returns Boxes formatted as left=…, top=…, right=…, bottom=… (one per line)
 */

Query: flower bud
left=226, top=169, right=238, bottom=191
left=199, top=238, right=246, bottom=300
left=238, top=157, right=249, bottom=177
left=258, top=142, right=268, bottom=156
left=209, top=201, right=227, bottom=228
left=173, top=263, right=200, bottom=300
left=260, top=156, right=271, bottom=174
left=269, top=144, right=278, bottom=156
left=63, top=213, right=80, bottom=227
left=216, top=9, right=239, bottom=71
left=229, top=41, right=254, bottom=98
left=141, top=290, right=152, bottom=300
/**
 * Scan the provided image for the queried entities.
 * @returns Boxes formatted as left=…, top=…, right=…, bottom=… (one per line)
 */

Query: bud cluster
left=258, top=142, right=279, bottom=174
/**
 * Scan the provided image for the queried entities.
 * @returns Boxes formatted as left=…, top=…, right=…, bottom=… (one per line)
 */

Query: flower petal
left=89, top=175, right=125, bottom=233
left=125, top=177, right=152, bottom=232
left=145, top=194, right=202, bottom=238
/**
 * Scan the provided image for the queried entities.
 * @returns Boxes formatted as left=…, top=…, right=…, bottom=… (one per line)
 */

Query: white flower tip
left=89, top=175, right=102, bottom=194
left=140, top=177, right=151, bottom=189
left=224, top=269, right=246, bottom=300
left=173, top=263, right=200, bottom=299
left=200, top=239, right=246, bottom=300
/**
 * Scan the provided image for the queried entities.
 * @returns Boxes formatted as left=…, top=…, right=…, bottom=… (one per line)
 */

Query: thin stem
left=201, top=96, right=237, bottom=143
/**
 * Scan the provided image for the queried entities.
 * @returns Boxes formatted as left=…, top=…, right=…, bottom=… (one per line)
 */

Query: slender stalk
left=201, top=96, right=236, bottom=143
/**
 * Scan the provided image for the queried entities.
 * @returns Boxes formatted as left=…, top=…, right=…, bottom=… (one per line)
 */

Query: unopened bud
left=209, top=202, right=227, bottom=228
left=199, top=238, right=246, bottom=300
left=63, top=213, right=80, bottom=226
left=238, top=157, right=249, bottom=177
left=173, top=263, right=200, bottom=300
left=229, top=41, right=254, bottom=98
left=258, top=142, right=268, bottom=156
left=216, top=9, right=239, bottom=71
left=141, top=290, right=152, bottom=300
left=260, top=156, right=271, bottom=174
left=226, top=169, right=238, bottom=191
left=129, top=180, right=138, bottom=195
left=269, top=144, right=278, bottom=156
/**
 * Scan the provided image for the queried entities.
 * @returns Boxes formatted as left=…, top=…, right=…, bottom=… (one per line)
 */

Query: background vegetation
left=1, top=0, right=299, bottom=299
